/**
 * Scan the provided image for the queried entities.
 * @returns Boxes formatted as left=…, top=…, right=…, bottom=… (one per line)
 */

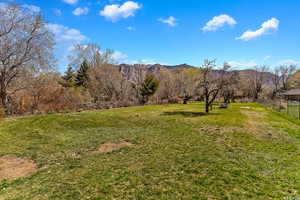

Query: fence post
left=280, top=98, right=282, bottom=112
left=287, top=99, right=289, bottom=115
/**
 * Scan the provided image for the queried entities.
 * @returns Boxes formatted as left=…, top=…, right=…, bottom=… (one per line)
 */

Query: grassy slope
left=1, top=103, right=300, bottom=200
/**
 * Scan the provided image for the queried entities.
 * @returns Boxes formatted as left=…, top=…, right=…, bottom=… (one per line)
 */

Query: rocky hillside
left=119, top=63, right=275, bottom=85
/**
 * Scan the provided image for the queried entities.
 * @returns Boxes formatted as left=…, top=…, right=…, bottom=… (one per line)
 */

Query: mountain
left=118, top=63, right=276, bottom=87
left=119, top=63, right=195, bottom=73
left=118, top=63, right=196, bottom=83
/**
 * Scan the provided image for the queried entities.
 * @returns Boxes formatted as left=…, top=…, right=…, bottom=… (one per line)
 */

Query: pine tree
left=62, top=66, right=76, bottom=87
left=140, top=74, right=160, bottom=104
left=75, top=59, right=90, bottom=87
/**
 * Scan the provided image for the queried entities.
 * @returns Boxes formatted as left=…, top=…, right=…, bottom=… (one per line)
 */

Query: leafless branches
left=0, top=3, right=55, bottom=106
left=198, top=60, right=231, bottom=113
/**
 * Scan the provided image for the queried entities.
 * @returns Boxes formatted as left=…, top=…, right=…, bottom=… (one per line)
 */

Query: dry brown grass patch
left=91, top=142, right=133, bottom=154
left=197, top=125, right=243, bottom=145
left=0, top=155, right=38, bottom=181
left=197, top=109, right=291, bottom=143
left=241, top=110, right=290, bottom=141
left=198, top=126, right=244, bottom=135
left=241, top=110, right=265, bottom=134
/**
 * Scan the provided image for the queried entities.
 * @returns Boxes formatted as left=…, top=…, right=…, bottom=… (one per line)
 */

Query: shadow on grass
left=162, top=111, right=219, bottom=117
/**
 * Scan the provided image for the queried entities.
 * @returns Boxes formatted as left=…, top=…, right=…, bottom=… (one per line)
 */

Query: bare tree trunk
left=183, top=98, right=188, bottom=104
left=0, top=92, right=6, bottom=107
left=205, top=92, right=210, bottom=113
left=254, top=93, right=258, bottom=101
left=0, top=81, right=7, bottom=107
left=205, top=102, right=209, bottom=113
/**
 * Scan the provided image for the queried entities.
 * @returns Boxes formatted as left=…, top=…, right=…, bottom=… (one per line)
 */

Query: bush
left=8, top=73, right=93, bottom=115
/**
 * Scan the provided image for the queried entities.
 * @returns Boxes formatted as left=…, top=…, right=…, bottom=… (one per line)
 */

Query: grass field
left=1, top=103, right=300, bottom=200
left=287, top=104, right=300, bottom=119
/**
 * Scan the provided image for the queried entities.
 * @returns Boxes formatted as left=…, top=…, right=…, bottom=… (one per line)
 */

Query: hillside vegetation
left=1, top=103, right=300, bottom=199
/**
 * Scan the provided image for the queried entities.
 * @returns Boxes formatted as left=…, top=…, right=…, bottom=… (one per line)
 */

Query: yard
left=1, top=103, right=300, bottom=199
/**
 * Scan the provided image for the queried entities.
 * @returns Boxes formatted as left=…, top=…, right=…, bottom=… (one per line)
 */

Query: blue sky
left=2, top=0, right=300, bottom=72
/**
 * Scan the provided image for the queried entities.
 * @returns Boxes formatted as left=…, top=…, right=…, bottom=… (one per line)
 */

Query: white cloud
left=107, top=52, right=167, bottom=65
left=228, top=60, right=257, bottom=68
left=111, top=53, right=159, bottom=65
left=101, top=51, right=169, bottom=65
left=139, top=59, right=156, bottom=64
left=158, top=16, right=177, bottom=27
left=126, top=26, right=135, bottom=31
left=264, top=56, right=271, bottom=60
left=112, top=51, right=128, bottom=63
left=202, top=14, right=236, bottom=31
left=46, top=23, right=88, bottom=71
left=105, top=51, right=170, bottom=65
left=1, top=3, right=41, bottom=13
left=63, top=0, right=78, bottom=5
left=278, top=59, right=300, bottom=65
left=73, top=7, right=89, bottom=16
left=129, top=59, right=168, bottom=65
left=22, top=4, right=41, bottom=13
left=100, top=1, right=141, bottom=22
left=53, top=8, right=62, bottom=16
left=46, top=23, right=87, bottom=43
left=237, top=18, right=279, bottom=41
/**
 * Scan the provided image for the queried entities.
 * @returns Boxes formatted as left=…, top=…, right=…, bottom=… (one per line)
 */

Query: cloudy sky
left=2, top=0, right=300, bottom=72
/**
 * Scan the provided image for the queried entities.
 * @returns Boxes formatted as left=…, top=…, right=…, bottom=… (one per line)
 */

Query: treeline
left=0, top=3, right=299, bottom=117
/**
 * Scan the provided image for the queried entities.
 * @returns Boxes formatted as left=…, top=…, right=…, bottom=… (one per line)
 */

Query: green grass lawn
left=1, top=103, right=300, bottom=200
left=287, top=104, right=300, bottom=119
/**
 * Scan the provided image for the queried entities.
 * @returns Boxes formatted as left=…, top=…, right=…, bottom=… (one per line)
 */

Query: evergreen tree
left=75, top=59, right=90, bottom=87
left=62, top=66, right=76, bottom=87
left=140, top=74, right=160, bottom=104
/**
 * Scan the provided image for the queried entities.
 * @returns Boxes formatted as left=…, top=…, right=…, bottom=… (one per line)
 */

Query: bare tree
left=288, top=70, right=300, bottom=89
left=220, top=70, right=239, bottom=103
left=88, top=63, right=134, bottom=107
left=0, top=3, right=54, bottom=107
left=155, top=69, right=178, bottom=103
left=271, top=66, right=282, bottom=99
left=199, top=60, right=231, bottom=113
left=248, top=65, right=269, bottom=100
left=279, top=64, right=296, bottom=91
left=121, top=64, right=148, bottom=104
left=68, top=43, right=114, bottom=69
left=176, top=68, right=201, bottom=104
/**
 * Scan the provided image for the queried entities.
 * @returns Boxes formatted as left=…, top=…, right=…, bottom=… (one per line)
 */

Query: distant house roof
left=284, top=89, right=300, bottom=96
